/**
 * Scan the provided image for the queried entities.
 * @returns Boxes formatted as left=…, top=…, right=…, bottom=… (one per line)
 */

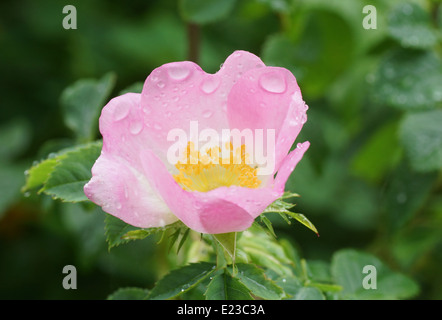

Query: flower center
left=173, top=141, right=261, bottom=192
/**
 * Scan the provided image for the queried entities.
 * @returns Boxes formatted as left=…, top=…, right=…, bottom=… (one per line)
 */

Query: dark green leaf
left=61, top=72, right=116, bottom=142
left=147, top=262, right=216, bottom=300
left=205, top=270, right=253, bottom=300
left=388, top=2, right=438, bottom=49
left=399, top=110, right=442, bottom=172
left=235, top=263, right=284, bottom=300
left=331, top=249, right=419, bottom=299
left=372, top=49, right=442, bottom=110
left=41, top=141, right=102, bottom=202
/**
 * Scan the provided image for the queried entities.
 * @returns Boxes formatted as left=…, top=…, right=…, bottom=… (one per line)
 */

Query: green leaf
left=372, top=49, right=442, bottom=110
left=331, top=249, right=419, bottom=299
left=104, top=214, right=183, bottom=250
left=205, top=270, right=253, bottom=300
left=179, top=0, right=237, bottom=25
left=147, top=262, right=216, bottom=300
left=291, top=287, right=325, bottom=300
left=22, top=158, right=57, bottom=192
left=262, top=10, right=354, bottom=98
left=212, top=232, right=237, bottom=263
left=239, top=226, right=294, bottom=276
left=381, top=163, right=436, bottom=232
left=285, top=212, right=319, bottom=236
left=351, top=120, right=402, bottom=183
left=399, top=110, right=442, bottom=172
left=388, top=2, right=438, bottom=49
left=107, top=287, right=149, bottom=300
left=235, top=263, right=285, bottom=300
left=61, top=72, right=116, bottom=142
left=263, top=192, right=319, bottom=236
left=104, top=214, right=140, bottom=250
left=41, top=141, right=102, bottom=202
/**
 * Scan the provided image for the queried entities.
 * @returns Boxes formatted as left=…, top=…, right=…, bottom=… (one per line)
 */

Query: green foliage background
left=0, top=0, right=441, bottom=299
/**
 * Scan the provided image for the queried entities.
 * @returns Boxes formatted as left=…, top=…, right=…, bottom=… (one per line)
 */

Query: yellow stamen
left=173, top=141, right=261, bottom=192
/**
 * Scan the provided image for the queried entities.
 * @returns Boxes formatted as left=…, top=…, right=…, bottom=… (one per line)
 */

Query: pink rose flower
left=84, top=50, right=309, bottom=234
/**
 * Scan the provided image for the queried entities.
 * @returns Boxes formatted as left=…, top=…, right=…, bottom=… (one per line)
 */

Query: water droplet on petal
left=153, top=122, right=162, bottom=131
left=202, top=110, right=213, bottom=118
left=168, top=64, right=191, bottom=81
left=301, top=113, right=307, bottom=124
left=129, top=120, right=143, bottom=135
left=259, top=72, right=287, bottom=93
left=116, top=203, right=122, bottom=209
left=201, top=76, right=220, bottom=94
left=114, top=105, right=130, bottom=121
left=142, top=106, right=152, bottom=115
left=296, top=143, right=303, bottom=149
left=157, top=81, right=165, bottom=89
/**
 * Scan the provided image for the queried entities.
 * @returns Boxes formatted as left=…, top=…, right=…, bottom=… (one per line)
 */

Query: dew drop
left=142, top=106, right=152, bottom=115
left=113, top=105, right=130, bottom=121
left=168, top=64, right=191, bottom=81
left=153, top=122, right=162, bottom=131
left=296, top=143, right=303, bottom=149
left=116, top=202, right=122, bottom=210
left=129, top=120, right=143, bottom=135
left=259, top=72, right=287, bottom=93
left=202, top=110, right=213, bottom=118
left=201, top=76, right=221, bottom=94
left=301, top=113, right=307, bottom=124
left=157, top=81, right=165, bottom=89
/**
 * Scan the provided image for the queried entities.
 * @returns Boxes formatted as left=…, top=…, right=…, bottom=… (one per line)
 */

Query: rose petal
left=85, top=93, right=176, bottom=228
left=226, top=66, right=307, bottom=181
left=139, top=51, right=266, bottom=163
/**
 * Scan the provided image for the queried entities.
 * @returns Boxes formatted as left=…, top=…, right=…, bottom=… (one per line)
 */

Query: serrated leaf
left=179, top=0, right=237, bottom=25
left=205, top=270, right=253, bottom=300
left=41, top=141, right=102, bottom=202
left=61, top=72, right=116, bottom=142
left=104, top=214, right=182, bottom=250
left=107, top=287, right=149, bottom=300
left=235, top=263, right=285, bottom=300
left=147, top=262, right=216, bottom=300
left=104, top=214, right=141, bottom=249
left=22, top=158, right=57, bottom=193
left=399, top=110, right=442, bottom=172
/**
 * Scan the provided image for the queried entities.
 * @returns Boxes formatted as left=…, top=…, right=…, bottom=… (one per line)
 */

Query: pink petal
left=226, top=66, right=308, bottom=177
left=85, top=93, right=176, bottom=228
left=274, top=141, right=310, bottom=193
left=138, top=51, right=265, bottom=161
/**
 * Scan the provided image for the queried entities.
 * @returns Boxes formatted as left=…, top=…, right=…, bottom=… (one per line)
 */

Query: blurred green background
left=0, top=0, right=441, bottom=299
